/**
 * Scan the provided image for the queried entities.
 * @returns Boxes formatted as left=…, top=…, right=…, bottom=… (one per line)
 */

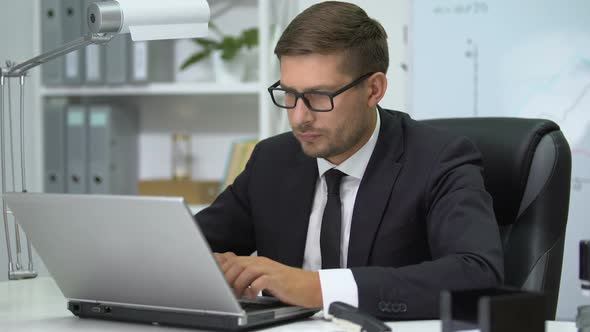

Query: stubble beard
left=295, top=118, right=369, bottom=160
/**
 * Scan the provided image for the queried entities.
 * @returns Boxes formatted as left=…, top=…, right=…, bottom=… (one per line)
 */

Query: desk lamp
left=1, top=0, right=210, bottom=280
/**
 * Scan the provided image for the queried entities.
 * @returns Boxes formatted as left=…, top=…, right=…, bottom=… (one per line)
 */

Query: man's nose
left=290, top=97, right=314, bottom=124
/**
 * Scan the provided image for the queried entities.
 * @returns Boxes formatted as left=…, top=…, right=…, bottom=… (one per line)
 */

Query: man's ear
left=366, top=72, right=387, bottom=108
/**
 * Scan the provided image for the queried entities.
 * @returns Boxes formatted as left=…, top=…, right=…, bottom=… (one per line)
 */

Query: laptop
left=2, top=192, right=318, bottom=330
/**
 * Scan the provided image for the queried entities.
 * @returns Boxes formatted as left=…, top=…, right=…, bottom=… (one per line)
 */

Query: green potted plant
left=180, top=24, right=258, bottom=82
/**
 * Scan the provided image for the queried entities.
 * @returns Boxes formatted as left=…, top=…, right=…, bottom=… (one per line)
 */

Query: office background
left=0, top=0, right=588, bottom=321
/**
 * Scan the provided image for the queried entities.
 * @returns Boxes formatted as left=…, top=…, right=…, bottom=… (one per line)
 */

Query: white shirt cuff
left=318, top=269, right=359, bottom=319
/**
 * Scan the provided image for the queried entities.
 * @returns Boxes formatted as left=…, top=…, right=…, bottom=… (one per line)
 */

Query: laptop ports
left=69, top=302, right=81, bottom=314
left=90, top=305, right=112, bottom=314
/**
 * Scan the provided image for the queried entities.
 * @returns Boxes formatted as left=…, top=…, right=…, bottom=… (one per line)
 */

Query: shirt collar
left=317, top=107, right=381, bottom=180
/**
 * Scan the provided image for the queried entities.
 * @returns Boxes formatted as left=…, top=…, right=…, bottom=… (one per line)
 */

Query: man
left=195, top=1, right=503, bottom=319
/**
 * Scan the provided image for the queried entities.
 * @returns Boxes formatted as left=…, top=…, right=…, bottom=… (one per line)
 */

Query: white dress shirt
left=302, top=108, right=381, bottom=316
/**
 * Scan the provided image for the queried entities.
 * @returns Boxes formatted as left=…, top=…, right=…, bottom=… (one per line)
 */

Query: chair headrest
left=420, top=118, right=561, bottom=225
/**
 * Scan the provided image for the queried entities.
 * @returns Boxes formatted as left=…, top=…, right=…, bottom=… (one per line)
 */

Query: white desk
left=0, top=277, right=576, bottom=332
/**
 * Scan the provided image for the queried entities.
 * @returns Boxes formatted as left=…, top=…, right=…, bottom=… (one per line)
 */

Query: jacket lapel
left=277, top=150, right=318, bottom=267
left=347, top=107, right=405, bottom=267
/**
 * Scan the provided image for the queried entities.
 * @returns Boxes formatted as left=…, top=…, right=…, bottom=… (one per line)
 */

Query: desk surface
left=0, top=277, right=577, bottom=332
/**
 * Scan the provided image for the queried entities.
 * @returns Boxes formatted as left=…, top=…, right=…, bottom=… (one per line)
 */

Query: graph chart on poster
left=408, top=0, right=590, bottom=319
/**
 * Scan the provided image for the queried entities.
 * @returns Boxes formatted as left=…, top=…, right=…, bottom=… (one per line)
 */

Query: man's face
left=280, top=53, right=375, bottom=165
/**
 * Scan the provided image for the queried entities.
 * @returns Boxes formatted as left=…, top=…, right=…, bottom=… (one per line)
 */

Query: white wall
left=408, top=0, right=590, bottom=320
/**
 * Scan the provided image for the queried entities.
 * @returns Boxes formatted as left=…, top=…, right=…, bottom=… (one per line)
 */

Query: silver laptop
left=2, top=192, right=318, bottom=330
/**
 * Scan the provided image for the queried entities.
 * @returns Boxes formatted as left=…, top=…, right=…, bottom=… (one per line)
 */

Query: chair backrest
left=420, top=117, right=572, bottom=320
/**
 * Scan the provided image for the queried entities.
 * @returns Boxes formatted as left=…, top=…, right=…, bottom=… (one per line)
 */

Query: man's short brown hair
left=274, top=1, right=389, bottom=77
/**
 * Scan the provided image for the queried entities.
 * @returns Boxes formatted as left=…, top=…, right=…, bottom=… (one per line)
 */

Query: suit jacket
left=195, top=107, right=504, bottom=319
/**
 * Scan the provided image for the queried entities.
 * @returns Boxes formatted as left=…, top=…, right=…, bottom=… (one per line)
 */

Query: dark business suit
left=195, top=107, right=504, bottom=319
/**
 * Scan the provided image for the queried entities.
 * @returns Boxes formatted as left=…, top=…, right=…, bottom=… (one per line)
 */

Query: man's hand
left=214, top=252, right=323, bottom=308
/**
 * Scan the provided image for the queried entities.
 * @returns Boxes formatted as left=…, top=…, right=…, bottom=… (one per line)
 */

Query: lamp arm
left=4, top=33, right=113, bottom=77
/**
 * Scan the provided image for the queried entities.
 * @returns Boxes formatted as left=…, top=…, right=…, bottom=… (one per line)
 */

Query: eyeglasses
left=267, top=72, right=375, bottom=112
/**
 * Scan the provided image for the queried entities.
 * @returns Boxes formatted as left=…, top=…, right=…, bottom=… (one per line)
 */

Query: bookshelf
left=34, top=0, right=287, bottom=191
left=31, top=0, right=408, bottom=194
left=40, top=82, right=261, bottom=97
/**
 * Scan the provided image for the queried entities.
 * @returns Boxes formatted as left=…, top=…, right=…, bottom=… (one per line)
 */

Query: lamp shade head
left=87, top=0, right=210, bottom=41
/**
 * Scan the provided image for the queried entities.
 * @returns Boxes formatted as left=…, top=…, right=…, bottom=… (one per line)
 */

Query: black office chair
left=420, top=117, right=572, bottom=320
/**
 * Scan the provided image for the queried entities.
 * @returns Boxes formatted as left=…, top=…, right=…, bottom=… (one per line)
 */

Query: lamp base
left=8, top=270, right=37, bottom=280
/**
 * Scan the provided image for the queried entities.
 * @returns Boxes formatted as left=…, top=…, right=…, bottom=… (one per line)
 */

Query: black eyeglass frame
left=267, top=72, right=376, bottom=112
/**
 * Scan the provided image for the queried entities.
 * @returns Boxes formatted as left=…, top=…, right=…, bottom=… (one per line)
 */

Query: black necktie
left=321, top=168, right=346, bottom=269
